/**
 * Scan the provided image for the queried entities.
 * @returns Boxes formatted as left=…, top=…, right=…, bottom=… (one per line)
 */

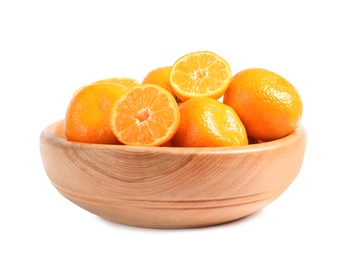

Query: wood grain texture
left=40, top=120, right=306, bottom=228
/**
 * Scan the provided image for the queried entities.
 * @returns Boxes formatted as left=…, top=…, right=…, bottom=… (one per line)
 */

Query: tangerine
left=110, top=84, right=180, bottom=146
left=173, top=97, right=248, bottom=147
left=65, top=82, right=126, bottom=144
left=170, top=51, right=232, bottom=101
left=223, top=68, right=303, bottom=141
left=142, top=66, right=175, bottom=97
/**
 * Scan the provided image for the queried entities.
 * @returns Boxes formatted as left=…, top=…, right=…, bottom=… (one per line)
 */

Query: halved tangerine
left=170, top=51, right=232, bottom=101
left=110, top=84, right=180, bottom=146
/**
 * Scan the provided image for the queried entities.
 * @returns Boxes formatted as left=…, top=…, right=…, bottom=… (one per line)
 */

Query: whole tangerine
left=65, top=82, right=126, bottom=144
left=223, top=68, right=303, bottom=141
left=173, top=97, right=248, bottom=147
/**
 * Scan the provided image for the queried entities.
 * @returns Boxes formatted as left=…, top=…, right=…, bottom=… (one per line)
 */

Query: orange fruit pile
left=64, top=50, right=303, bottom=147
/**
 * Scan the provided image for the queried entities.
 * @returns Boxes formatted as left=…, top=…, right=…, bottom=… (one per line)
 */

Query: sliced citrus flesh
left=110, top=84, right=180, bottom=146
left=170, top=51, right=232, bottom=101
left=65, top=82, right=127, bottom=144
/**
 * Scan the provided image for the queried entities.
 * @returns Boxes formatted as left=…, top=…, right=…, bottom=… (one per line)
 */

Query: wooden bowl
left=40, top=120, right=306, bottom=228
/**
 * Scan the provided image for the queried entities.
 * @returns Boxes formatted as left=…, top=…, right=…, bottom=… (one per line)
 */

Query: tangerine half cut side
left=170, top=51, right=232, bottom=101
left=110, top=84, right=180, bottom=146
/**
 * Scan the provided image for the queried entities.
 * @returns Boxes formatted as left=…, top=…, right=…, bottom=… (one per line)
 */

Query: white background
left=1, top=0, right=346, bottom=259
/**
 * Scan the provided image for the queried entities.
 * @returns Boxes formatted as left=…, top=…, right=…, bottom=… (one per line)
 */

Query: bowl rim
left=41, top=120, right=306, bottom=155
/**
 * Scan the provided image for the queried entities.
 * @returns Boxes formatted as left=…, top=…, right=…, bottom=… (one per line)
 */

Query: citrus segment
left=170, top=51, right=232, bottom=101
left=223, top=68, right=303, bottom=141
left=65, top=82, right=127, bottom=144
left=110, top=84, right=180, bottom=146
left=173, top=97, right=248, bottom=147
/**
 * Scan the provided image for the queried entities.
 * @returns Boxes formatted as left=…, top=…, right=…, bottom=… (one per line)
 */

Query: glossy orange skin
left=173, top=97, right=248, bottom=147
left=65, top=82, right=126, bottom=144
left=223, top=68, right=303, bottom=141
left=142, top=66, right=175, bottom=96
